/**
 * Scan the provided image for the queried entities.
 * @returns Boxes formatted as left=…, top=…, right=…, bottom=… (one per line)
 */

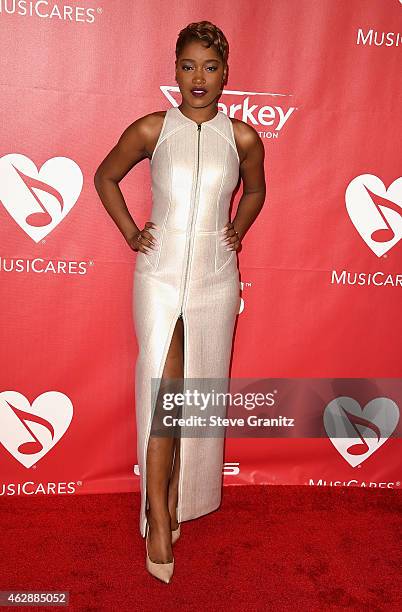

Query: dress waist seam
left=159, top=228, right=226, bottom=235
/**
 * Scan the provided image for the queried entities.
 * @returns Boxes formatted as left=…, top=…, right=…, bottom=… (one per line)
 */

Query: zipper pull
left=197, top=124, right=201, bottom=130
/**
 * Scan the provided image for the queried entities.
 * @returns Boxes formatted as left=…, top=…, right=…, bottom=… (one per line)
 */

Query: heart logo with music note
left=323, top=396, right=399, bottom=467
left=0, top=391, right=73, bottom=468
left=0, top=154, right=83, bottom=242
left=345, top=175, right=402, bottom=257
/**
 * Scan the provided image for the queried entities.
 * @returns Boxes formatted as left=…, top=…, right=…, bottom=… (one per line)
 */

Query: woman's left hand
left=221, top=221, right=242, bottom=251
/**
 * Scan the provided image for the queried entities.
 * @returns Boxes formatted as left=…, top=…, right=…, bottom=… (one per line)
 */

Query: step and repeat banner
left=0, top=1, right=401, bottom=500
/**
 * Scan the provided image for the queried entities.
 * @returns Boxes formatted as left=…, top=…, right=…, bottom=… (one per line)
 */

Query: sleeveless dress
left=133, top=105, right=241, bottom=537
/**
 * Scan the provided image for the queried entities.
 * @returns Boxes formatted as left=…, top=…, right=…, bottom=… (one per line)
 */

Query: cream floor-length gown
left=133, top=105, right=241, bottom=537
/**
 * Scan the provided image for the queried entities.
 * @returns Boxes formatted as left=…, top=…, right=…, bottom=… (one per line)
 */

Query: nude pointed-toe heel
left=171, top=524, right=181, bottom=545
left=145, top=524, right=174, bottom=584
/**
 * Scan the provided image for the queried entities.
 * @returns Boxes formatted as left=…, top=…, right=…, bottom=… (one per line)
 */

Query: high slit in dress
left=133, top=105, right=241, bottom=537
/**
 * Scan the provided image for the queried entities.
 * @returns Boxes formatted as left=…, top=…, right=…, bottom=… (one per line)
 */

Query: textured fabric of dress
left=133, top=105, right=241, bottom=538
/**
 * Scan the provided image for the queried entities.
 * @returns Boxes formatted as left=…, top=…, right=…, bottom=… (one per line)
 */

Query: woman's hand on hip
left=127, top=221, right=159, bottom=253
left=221, top=221, right=242, bottom=251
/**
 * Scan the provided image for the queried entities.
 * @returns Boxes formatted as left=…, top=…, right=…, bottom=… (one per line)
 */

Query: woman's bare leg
left=168, top=437, right=180, bottom=530
left=145, top=317, right=183, bottom=562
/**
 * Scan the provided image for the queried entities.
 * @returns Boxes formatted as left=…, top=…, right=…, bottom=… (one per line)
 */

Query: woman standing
left=94, top=20, right=265, bottom=583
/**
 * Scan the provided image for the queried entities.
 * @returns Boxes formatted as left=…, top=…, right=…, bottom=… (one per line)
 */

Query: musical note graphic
left=341, top=407, right=381, bottom=456
left=8, top=402, right=55, bottom=455
left=365, top=185, right=401, bottom=242
left=13, top=165, right=64, bottom=227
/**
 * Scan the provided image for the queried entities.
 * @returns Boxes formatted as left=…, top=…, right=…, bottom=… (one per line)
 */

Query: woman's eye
left=181, top=65, right=217, bottom=71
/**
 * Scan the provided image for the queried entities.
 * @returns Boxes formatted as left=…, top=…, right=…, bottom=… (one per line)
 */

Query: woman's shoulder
left=230, top=116, right=260, bottom=139
left=134, top=111, right=168, bottom=160
left=230, top=116, right=263, bottom=162
left=114, top=111, right=167, bottom=162
left=144, top=110, right=167, bottom=121
left=134, top=110, right=167, bottom=131
left=123, top=110, right=166, bottom=136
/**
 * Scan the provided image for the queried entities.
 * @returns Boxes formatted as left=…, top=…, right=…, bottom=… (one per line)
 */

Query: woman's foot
left=145, top=508, right=173, bottom=563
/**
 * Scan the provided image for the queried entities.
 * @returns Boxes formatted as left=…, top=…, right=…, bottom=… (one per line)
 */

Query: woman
left=94, top=20, right=265, bottom=583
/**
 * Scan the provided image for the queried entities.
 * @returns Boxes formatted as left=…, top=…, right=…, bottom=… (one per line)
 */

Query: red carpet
left=1, top=484, right=400, bottom=611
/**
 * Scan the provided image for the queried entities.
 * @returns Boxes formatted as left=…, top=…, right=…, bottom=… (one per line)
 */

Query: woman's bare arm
left=94, top=114, right=162, bottom=250
left=223, top=121, right=266, bottom=250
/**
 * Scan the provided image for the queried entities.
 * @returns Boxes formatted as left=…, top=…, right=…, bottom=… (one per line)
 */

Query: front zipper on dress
left=178, top=123, right=202, bottom=317
left=177, top=122, right=201, bottom=526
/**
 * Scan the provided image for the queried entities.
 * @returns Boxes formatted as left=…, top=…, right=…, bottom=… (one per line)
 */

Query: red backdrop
left=0, top=1, right=401, bottom=499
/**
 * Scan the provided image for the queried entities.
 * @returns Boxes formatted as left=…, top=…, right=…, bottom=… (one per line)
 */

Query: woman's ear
left=222, top=64, right=229, bottom=87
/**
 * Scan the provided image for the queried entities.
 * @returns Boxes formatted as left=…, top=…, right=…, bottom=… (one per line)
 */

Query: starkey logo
left=160, top=86, right=297, bottom=139
left=0, top=390, right=73, bottom=468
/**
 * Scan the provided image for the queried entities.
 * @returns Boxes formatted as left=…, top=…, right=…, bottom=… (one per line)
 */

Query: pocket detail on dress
left=215, top=235, right=235, bottom=273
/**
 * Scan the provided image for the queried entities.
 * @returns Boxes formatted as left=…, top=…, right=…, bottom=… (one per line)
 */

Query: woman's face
left=175, top=40, right=227, bottom=109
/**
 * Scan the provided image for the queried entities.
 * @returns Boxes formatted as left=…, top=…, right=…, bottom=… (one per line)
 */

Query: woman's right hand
left=127, top=221, right=159, bottom=253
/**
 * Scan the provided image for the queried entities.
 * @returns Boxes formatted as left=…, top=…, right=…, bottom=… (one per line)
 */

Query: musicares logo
left=160, top=86, right=297, bottom=135
left=323, top=396, right=399, bottom=467
left=0, top=1, right=101, bottom=23
left=345, top=174, right=402, bottom=256
left=0, top=391, right=73, bottom=468
left=356, top=27, right=402, bottom=47
left=0, top=154, right=83, bottom=242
